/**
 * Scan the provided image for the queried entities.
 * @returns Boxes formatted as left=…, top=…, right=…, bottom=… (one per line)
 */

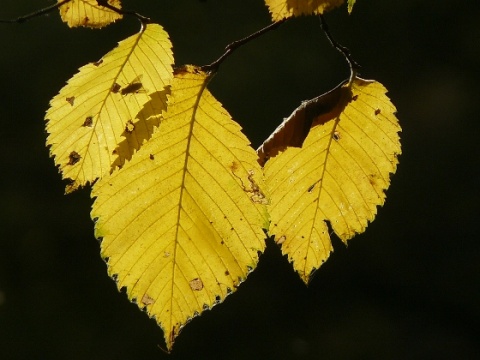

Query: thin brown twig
left=201, top=19, right=287, bottom=73
left=319, top=14, right=360, bottom=79
left=0, top=0, right=71, bottom=24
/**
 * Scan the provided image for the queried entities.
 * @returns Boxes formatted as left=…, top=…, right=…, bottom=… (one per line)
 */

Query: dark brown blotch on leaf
left=111, top=83, right=121, bottom=93
left=67, top=151, right=81, bottom=166
left=66, top=96, right=75, bottom=106
left=82, top=116, right=93, bottom=127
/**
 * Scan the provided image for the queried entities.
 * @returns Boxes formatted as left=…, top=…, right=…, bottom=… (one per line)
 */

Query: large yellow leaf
left=45, top=23, right=173, bottom=193
left=264, top=0, right=345, bottom=21
left=58, top=0, right=123, bottom=28
left=262, top=77, right=401, bottom=283
left=91, top=65, right=268, bottom=350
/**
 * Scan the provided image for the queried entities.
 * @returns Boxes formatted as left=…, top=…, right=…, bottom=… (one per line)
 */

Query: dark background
left=1, top=0, right=479, bottom=359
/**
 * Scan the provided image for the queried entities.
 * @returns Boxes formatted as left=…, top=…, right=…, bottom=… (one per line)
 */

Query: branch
left=0, top=0, right=71, bottom=24
left=201, top=19, right=287, bottom=73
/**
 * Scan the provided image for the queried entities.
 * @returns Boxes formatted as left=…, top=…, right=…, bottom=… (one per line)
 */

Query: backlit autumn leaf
left=91, top=65, right=268, bottom=350
left=262, top=77, right=401, bottom=283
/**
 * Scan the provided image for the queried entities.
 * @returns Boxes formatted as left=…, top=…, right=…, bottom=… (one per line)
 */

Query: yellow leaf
left=262, top=77, right=401, bottom=283
left=45, top=23, right=173, bottom=192
left=58, top=0, right=122, bottom=28
left=348, top=0, right=357, bottom=14
left=91, top=65, right=268, bottom=350
left=264, top=0, right=345, bottom=21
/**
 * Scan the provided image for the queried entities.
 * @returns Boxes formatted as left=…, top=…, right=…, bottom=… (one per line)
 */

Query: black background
left=1, top=1, right=479, bottom=359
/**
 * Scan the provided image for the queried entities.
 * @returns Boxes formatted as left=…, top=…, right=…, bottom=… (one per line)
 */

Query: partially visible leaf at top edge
left=348, top=0, right=357, bottom=13
left=45, top=23, right=173, bottom=193
left=58, top=0, right=123, bottom=28
left=91, top=65, right=269, bottom=350
left=264, top=0, right=345, bottom=21
left=262, top=77, right=401, bottom=283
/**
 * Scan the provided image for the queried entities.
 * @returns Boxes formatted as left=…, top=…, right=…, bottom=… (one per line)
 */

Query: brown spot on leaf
left=67, top=151, right=81, bottom=166
left=231, top=167, right=268, bottom=204
left=230, top=161, right=239, bottom=172
left=276, top=235, right=286, bottom=245
left=375, top=108, right=381, bottom=115
left=333, top=131, right=341, bottom=141
left=111, top=83, right=121, bottom=93
left=352, top=94, right=358, bottom=101
left=189, top=278, right=204, bottom=291
left=149, top=154, right=155, bottom=160
left=66, top=96, right=75, bottom=106
left=82, top=116, right=93, bottom=127
left=141, top=294, right=154, bottom=306
left=247, top=170, right=268, bottom=204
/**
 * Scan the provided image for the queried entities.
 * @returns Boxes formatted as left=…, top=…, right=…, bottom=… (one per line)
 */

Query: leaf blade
left=263, top=77, right=401, bottom=283
left=91, top=65, right=268, bottom=350
left=58, top=0, right=123, bottom=28
left=45, top=23, right=173, bottom=192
